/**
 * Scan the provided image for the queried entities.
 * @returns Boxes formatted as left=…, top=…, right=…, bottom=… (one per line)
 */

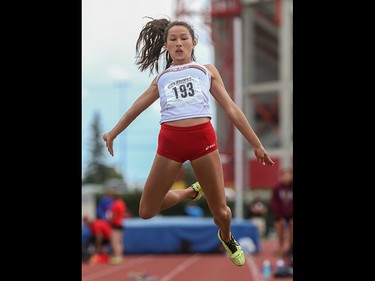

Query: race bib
left=164, top=76, right=204, bottom=108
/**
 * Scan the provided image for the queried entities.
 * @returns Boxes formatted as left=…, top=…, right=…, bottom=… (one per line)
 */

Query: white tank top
left=156, top=61, right=212, bottom=124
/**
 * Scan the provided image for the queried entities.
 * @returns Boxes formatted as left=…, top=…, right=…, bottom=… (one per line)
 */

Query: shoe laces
left=225, top=237, right=239, bottom=253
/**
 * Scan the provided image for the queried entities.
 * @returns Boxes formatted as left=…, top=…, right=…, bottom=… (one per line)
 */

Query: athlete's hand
left=254, top=146, right=274, bottom=166
left=102, top=132, right=115, bottom=157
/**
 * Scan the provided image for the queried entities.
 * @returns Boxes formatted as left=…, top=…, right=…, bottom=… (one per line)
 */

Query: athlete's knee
left=213, top=206, right=231, bottom=224
left=138, top=206, right=157, bottom=220
left=138, top=209, right=154, bottom=220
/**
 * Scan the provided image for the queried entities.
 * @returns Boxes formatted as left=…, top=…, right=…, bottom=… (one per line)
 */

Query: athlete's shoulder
left=203, top=63, right=216, bottom=71
left=203, top=63, right=219, bottom=78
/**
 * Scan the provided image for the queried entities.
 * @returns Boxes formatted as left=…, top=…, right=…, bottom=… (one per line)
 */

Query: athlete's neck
left=171, top=60, right=193, bottom=66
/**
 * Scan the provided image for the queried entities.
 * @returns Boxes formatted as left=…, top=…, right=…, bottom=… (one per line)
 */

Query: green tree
left=82, top=111, right=124, bottom=184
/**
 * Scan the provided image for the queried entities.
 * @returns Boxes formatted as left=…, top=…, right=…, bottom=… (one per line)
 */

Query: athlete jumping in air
left=103, top=17, right=274, bottom=266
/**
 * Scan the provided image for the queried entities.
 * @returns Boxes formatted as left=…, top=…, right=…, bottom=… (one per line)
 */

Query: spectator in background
left=107, top=190, right=127, bottom=265
left=247, top=194, right=268, bottom=238
left=90, top=216, right=112, bottom=256
left=82, top=215, right=112, bottom=264
left=96, top=187, right=115, bottom=221
left=270, top=168, right=293, bottom=257
left=82, top=215, right=93, bottom=262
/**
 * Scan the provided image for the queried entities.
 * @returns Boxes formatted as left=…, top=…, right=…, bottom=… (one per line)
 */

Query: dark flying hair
left=135, top=16, right=198, bottom=75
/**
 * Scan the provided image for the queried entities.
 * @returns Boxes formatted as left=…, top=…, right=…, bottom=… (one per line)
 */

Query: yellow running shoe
left=190, top=182, right=203, bottom=201
left=109, top=256, right=122, bottom=265
left=217, top=230, right=245, bottom=266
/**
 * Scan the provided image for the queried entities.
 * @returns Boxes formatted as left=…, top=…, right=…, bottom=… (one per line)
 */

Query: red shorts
left=157, top=121, right=218, bottom=163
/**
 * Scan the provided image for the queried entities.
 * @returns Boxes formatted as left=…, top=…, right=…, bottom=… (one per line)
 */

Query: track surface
left=82, top=238, right=293, bottom=281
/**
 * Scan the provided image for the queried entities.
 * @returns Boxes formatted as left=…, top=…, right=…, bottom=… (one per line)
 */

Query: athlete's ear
left=193, top=40, right=197, bottom=47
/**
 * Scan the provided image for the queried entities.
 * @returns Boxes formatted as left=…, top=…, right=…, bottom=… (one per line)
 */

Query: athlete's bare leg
left=138, top=154, right=197, bottom=219
left=274, top=219, right=285, bottom=257
left=288, top=218, right=293, bottom=250
left=191, top=150, right=233, bottom=242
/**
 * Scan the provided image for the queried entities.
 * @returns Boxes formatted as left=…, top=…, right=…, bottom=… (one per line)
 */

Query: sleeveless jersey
left=156, top=62, right=212, bottom=124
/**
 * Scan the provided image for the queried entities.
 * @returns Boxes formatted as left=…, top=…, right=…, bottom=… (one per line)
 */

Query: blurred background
left=82, top=0, right=293, bottom=281
left=82, top=0, right=292, bottom=221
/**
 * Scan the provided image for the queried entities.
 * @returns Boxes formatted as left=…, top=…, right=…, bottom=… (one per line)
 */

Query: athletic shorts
left=157, top=121, right=218, bottom=163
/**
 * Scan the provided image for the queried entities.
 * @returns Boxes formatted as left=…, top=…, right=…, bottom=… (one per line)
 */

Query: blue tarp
left=122, top=216, right=260, bottom=254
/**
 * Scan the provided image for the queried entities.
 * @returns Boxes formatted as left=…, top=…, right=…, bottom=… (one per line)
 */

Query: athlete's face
left=165, top=25, right=196, bottom=65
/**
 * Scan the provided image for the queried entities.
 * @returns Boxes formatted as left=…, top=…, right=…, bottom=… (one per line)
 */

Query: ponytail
left=135, top=17, right=171, bottom=75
